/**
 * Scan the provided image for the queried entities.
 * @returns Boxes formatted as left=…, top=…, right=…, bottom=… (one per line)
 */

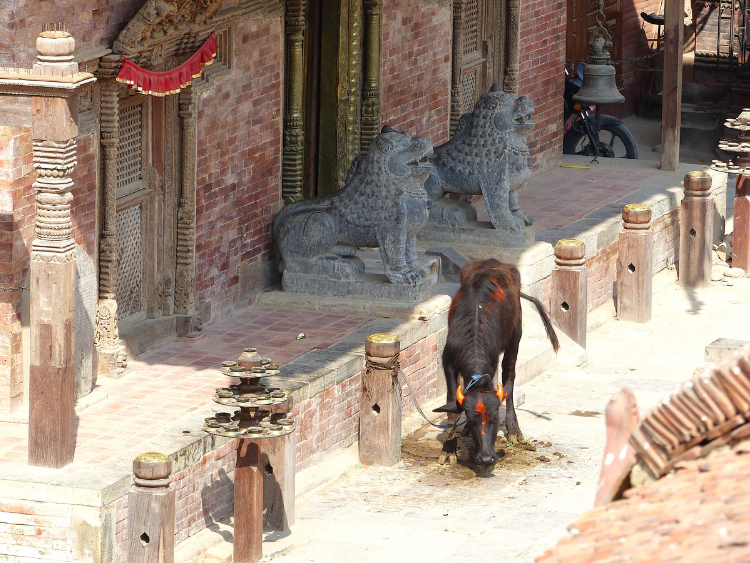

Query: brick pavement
left=0, top=307, right=372, bottom=468
left=476, top=165, right=655, bottom=230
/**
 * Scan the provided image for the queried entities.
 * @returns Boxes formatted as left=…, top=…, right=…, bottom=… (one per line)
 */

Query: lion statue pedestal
left=418, top=84, right=536, bottom=248
left=273, top=126, right=438, bottom=302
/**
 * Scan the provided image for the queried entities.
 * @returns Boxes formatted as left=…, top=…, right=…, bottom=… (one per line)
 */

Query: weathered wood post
left=234, top=439, right=263, bottom=563
left=25, top=30, right=95, bottom=468
left=617, top=204, right=653, bottom=323
left=127, top=453, right=175, bottom=563
left=360, top=334, right=402, bottom=465
left=734, top=175, right=750, bottom=273
left=551, top=239, right=587, bottom=349
left=246, top=389, right=295, bottom=532
left=679, top=171, right=714, bottom=287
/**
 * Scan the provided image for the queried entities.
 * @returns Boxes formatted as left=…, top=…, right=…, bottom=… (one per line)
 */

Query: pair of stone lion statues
left=273, top=84, right=535, bottom=287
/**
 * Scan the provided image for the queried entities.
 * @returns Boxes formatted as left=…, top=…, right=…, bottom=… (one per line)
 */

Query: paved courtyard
left=234, top=271, right=750, bottom=563
left=0, top=308, right=372, bottom=467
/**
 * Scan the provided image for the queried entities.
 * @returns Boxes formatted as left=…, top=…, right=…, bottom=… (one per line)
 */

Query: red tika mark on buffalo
left=489, top=283, right=506, bottom=304
left=476, top=400, right=490, bottom=435
left=449, top=290, right=462, bottom=320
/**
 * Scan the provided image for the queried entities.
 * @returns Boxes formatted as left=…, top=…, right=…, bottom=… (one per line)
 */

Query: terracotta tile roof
left=537, top=345, right=750, bottom=562
left=537, top=441, right=750, bottom=563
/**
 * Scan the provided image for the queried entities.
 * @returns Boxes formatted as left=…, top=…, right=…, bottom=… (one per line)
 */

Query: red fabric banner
left=116, top=33, right=216, bottom=96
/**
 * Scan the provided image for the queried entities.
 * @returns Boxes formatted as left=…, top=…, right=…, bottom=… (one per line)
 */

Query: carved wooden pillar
left=94, top=55, right=127, bottom=378
left=449, top=0, right=464, bottom=134
left=504, top=0, right=520, bottom=95
left=360, top=0, right=382, bottom=154
left=27, top=31, right=95, bottom=468
left=282, top=0, right=306, bottom=204
left=174, top=87, right=202, bottom=336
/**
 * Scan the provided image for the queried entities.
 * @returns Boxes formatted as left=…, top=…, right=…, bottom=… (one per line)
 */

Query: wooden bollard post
left=234, top=440, right=263, bottom=563
left=551, top=239, right=587, bottom=349
left=127, top=453, right=175, bottom=563
left=247, top=398, right=295, bottom=532
left=617, top=204, right=653, bottom=323
left=734, top=175, right=750, bottom=273
left=360, top=334, right=402, bottom=466
left=679, top=171, right=714, bottom=287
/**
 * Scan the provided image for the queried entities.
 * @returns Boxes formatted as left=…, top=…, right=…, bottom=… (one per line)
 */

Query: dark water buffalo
left=434, top=259, right=559, bottom=465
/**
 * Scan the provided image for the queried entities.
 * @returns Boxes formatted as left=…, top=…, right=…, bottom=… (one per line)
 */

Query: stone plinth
left=418, top=221, right=535, bottom=247
left=281, top=256, right=438, bottom=302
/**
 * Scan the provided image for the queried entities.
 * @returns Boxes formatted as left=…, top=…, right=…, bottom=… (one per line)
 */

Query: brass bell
left=572, top=34, right=625, bottom=106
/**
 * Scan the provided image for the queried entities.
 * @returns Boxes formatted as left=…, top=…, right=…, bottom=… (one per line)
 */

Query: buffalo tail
left=520, top=292, right=560, bottom=353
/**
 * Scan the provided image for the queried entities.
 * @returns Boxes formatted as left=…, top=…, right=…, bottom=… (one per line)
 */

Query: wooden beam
left=660, top=0, right=684, bottom=171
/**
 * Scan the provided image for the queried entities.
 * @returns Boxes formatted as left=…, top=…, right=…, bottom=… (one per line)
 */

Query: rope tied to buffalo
left=363, top=353, right=400, bottom=400
left=363, top=353, right=464, bottom=429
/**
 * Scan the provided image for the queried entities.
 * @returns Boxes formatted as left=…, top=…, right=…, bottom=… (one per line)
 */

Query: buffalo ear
left=433, top=402, right=461, bottom=414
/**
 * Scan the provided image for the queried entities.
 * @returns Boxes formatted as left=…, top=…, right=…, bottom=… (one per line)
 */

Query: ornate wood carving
left=360, top=0, right=381, bottom=155
left=504, top=0, right=520, bottom=94
left=282, top=0, right=306, bottom=203
left=174, top=87, right=197, bottom=315
left=113, top=0, right=223, bottom=67
left=449, top=0, right=464, bottom=134
left=345, top=0, right=362, bottom=166
left=94, top=55, right=128, bottom=376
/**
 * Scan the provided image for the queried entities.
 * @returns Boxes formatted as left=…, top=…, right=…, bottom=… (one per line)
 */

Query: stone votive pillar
left=617, top=204, right=653, bottom=323
left=734, top=175, right=750, bottom=273
left=551, top=239, right=587, bottom=349
left=679, top=171, right=714, bottom=288
left=27, top=31, right=94, bottom=468
left=127, top=453, right=175, bottom=563
left=360, top=334, right=402, bottom=466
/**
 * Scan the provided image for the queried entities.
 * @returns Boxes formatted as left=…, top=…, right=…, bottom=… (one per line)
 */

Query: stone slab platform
left=281, top=255, right=439, bottom=302
left=705, top=338, right=750, bottom=363
left=418, top=221, right=535, bottom=247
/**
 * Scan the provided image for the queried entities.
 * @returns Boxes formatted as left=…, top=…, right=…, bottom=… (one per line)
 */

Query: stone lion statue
left=425, top=84, right=535, bottom=231
left=273, top=126, right=434, bottom=285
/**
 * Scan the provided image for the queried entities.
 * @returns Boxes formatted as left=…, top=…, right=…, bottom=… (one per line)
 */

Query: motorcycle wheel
left=563, top=122, right=639, bottom=159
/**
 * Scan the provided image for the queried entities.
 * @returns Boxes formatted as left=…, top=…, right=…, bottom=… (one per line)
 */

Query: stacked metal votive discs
left=202, top=348, right=295, bottom=439
left=713, top=109, right=750, bottom=175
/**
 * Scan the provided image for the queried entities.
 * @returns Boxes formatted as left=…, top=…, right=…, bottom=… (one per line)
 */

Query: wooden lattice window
left=116, top=204, right=143, bottom=320
left=117, top=99, right=148, bottom=198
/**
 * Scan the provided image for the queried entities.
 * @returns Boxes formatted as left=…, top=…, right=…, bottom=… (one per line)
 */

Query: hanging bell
left=572, top=34, right=625, bottom=106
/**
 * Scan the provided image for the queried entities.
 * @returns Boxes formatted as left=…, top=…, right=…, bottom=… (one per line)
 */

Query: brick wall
left=194, top=17, right=284, bottom=323
left=292, top=334, right=441, bottom=470
left=113, top=442, right=237, bottom=561
left=616, top=0, right=662, bottom=117
left=0, top=499, right=73, bottom=561
left=70, top=131, right=99, bottom=260
left=2, top=0, right=143, bottom=66
left=584, top=208, right=680, bottom=311
left=0, top=126, right=33, bottom=414
left=519, top=0, right=566, bottom=171
left=380, top=0, right=452, bottom=145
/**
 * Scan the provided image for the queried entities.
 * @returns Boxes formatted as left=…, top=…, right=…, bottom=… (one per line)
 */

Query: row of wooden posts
left=125, top=171, right=750, bottom=562
left=551, top=171, right=749, bottom=349
left=126, top=334, right=400, bottom=563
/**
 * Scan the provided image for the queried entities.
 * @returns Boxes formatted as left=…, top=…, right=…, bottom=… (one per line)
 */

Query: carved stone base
left=176, top=313, right=204, bottom=339
left=418, top=221, right=535, bottom=247
left=95, top=346, right=129, bottom=379
left=282, top=256, right=438, bottom=302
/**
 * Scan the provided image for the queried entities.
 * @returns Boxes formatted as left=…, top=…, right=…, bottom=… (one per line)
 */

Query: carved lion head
left=370, top=125, right=434, bottom=182
left=469, top=84, right=535, bottom=138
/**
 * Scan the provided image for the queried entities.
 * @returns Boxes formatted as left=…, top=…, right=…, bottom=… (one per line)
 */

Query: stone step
left=704, top=338, right=750, bottom=363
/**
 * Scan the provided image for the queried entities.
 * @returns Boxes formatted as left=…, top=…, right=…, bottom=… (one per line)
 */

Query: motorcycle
left=563, top=64, right=638, bottom=160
